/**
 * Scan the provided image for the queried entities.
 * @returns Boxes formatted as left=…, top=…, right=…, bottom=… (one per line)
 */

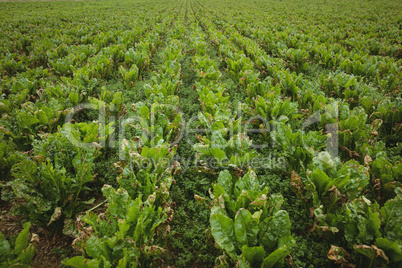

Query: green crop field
left=0, top=0, right=401, bottom=267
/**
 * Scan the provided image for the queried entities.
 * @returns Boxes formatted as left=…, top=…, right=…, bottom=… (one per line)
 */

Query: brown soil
left=0, top=199, right=73, bottom=268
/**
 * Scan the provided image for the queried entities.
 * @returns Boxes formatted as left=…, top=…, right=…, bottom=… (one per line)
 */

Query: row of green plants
left=63, top=7, right=185, bottom=267
left=0, top=1, right=182, bottom=266
left=0, top=0, right=400, bottom=267
left=209, top=0, right=401, bottom=92
left=194, top=3, right=321, bottom=172
left=199, top=0, right=401, bottom=149
left=0, top=1, right=174, bottom=225
left=188, top=7, right=295, bottom=267
left=194, top=0, right=401, bottom=266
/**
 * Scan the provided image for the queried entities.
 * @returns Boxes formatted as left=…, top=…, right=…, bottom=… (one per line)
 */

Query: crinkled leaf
left=217, top=170, right=233, bottom=199
left=261, top=210, right=291, bottom=252
left=102, top=185, right=130, bottom=219
left=234, top=169, right=260, bottom=198
left=335, top=160, right=369, bottom=199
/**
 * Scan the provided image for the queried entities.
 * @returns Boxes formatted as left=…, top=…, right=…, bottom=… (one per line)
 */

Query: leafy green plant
left=375, top=188, right=402, bottom=263
left=371, top=153, right=402, bottom=200
left=0, top=222, right=35, bottom=267
left=324, top=188, right=402, bottom=267
left=116, top=140, right=176, bottom=205
left=196, top=82, right=229, bottom=114
left=245, top=76, right=281, bottom=100
left=225, top=54, right=256, bottom=85
left=63, top=185, right=170, bottom=268
left=0, top=138, right=25, bottom=179
left=339, top=106, right=383, bottom=160
left=206, top=169, right=294, bottom=267
left=283, top=48, right=309, bottom=72
left=4, top=147, right=100, bottom=228
left=253, top=96, right=298, bottom=124
left=124, top=45, right=151, bottom=74
left=119, top=64, right=139, bottom=88
left=127, top=97, right=182, bottom=147
left=291, top=152, right=369, bottom=217
left=1, top=123, right=107, bottom=228
left=194, top=128, right=256, bottom=170
left=270, top=122, right=326, bottom=171
left=278, top=71, right=304, bottom=100
left=372, top=98, right=402, bottom=144
left=0, top=95, right=70, bottom=151
left=193, top=55, right=221, bottom=83
left=319, top=72, right=358, bottom=98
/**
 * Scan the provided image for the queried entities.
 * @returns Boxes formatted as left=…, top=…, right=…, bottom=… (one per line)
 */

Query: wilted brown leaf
left=327, top=245, right=355, bottom=268
left=290, top=170, right=307, bottom=202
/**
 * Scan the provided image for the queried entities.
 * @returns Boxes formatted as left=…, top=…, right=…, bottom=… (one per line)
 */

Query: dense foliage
left=0, top=0, right=401, bottom=267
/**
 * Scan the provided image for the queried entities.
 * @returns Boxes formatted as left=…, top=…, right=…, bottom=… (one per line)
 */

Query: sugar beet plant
left=0, top=0, right=401, bottom=267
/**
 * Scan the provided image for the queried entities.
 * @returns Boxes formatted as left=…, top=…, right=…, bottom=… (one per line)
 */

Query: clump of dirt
left=0, top=199, right=21, bottom=237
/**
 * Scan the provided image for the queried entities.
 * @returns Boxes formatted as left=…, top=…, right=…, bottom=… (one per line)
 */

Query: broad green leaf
left=16, top=244, right=35, bottom=265
left=381, top=189, right=402, bottom=244
left=235, top=209, right=252, bottom=247
left=234, top=169, right=259, bottom=198
left=310, top=169, right=333, bottom=197
left=217, top=170, right=233, bottom=198
left=102, top=185, right=129, bottom=219
left=335, top=160, right=369, bottom=199
left=375, top=237, right=402, bottom=262
left=118, top=220, right=130, bottom=240
left=85, top=236, right=110, bottom=261
left=63, top=256, right=101, bottom=268
left=140, top=106, right=149, bottom=117
left=198, top=112, right=210, bottom=127
left=210, top=211, right=237, bottom=259
left=126, top=196, right=142, bottom=224
left=261, top=210, right=291, bottom=252
left=68, top=92, right=79, bottom=104
left=357, top=205, right=381, bottom=244
left=235, top=208, right=261, bottom=248
left=14, top=222, right=31, bottom=255
left=0, top=232, right=11, bottom=263
left=211, top=131, right=227, bottom=148
left=211, top=147, right=227, bottom=162
left=261, top=246, right=289, bottom=268
left=17, top=111, right=40, bottom=129
left=344, top=77, right=357, bottom=88
left=37, top=110, right=48, bottom=124
left=242, top=245, right=265, bottom=264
